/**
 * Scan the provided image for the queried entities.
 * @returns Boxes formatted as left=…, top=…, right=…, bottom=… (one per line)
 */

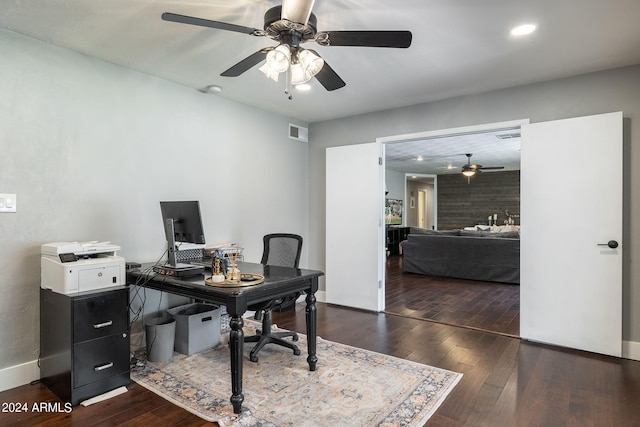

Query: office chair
left=245, top=233, right=303, bottom=362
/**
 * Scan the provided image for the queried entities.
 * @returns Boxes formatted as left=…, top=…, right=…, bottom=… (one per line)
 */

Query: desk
left=127, top=261, right=323, bottom=414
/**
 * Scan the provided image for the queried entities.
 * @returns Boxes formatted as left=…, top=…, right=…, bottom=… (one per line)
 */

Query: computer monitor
left=160, top=201, right=206, bottom=268
left=160, top=201, right=206, bottom=245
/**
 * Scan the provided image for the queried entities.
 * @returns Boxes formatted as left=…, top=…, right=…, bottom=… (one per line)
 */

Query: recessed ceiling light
left=295, top=84, right=312, bottom=91
left=416, top=155, right=424, bottom=161
left=510, top=24, right=537, bottom=36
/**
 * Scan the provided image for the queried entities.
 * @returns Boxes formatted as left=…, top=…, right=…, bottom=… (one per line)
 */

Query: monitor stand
left=153, top=218, right=204, bottom=277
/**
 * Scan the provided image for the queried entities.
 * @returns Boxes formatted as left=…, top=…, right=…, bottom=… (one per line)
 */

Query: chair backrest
left=260, top=233, right=303, bottom=268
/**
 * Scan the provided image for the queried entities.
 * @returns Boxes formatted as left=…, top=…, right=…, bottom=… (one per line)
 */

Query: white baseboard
left=623, top=340, right=640, bottom=361
left=0, top=360, right=40, bottom=392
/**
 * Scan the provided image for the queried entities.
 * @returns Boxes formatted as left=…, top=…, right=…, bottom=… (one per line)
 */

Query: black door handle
left=597, top=240, right=619, bottom=249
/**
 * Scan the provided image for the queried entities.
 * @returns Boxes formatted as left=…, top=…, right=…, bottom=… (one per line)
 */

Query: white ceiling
left=2, top=0, right=640, bottom=124
left=385, top=128, right=521, bottom=175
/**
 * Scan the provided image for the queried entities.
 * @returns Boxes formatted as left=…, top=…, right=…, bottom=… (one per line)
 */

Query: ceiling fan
left=161, top=0, right=412, bottom=97
left=461, top=153, right=505, bottom=177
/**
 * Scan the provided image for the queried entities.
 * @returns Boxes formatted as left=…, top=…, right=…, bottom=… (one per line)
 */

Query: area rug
left=131, top=320, right=462, bottom=426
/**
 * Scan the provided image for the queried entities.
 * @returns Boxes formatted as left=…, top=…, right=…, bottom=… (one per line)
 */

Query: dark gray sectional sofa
left=400, top=227, right=520, bottom=284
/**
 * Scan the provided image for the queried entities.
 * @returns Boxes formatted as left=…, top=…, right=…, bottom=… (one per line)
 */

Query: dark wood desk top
left=127, top=261, right=323, bottom=316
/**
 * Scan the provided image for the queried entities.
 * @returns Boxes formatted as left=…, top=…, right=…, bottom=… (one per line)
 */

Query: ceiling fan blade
left=479, top=166, right=505, bottom=170
left=221, top=48, right=271, bottom=77
left=312, top=57, right=346, bottom=91
left=320, top=30, right=412, bottom=48
left=281, top=0, right=316, bottom=25
left=161, top=12, right=262, bottom=36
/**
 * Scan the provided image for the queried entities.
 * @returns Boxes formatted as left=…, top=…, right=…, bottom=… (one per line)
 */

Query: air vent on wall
left=495, top=132, right=521, bottom=140
left=289, top=124, right=309, bottom=143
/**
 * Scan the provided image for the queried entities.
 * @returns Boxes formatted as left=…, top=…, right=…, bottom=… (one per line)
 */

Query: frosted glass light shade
left=265, top=44, right=291, bottom=73
left=290, top=62, right=310, bottom=85
left=290, top=49, right=324, bottom=85
left=298, top=49, right=324, bottom=76
left=259, top=62, right=280, bottom=81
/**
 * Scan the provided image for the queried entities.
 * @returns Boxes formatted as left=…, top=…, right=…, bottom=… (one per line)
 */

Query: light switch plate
left=0, top=193, right=17, bottom=212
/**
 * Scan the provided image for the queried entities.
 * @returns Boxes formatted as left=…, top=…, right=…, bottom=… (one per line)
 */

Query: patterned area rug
left=131, top=320, right=462, bottom=426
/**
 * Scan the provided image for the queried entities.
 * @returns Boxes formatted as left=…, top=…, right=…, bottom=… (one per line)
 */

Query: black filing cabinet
left=40, top=287, right=130, bottom=405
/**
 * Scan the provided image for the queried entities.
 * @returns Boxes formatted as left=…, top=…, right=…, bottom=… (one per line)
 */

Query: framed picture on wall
left=385, top=199, right=403, bottom=225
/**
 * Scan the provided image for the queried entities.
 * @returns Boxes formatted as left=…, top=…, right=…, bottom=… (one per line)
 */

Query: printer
left=41, top=241, right=125, bottom=295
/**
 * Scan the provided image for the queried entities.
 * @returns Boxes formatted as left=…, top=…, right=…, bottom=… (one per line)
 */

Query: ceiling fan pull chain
left=285, top=67, right=293, bottom=100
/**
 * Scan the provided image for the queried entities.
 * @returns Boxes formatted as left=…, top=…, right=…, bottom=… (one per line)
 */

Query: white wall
left=0, top=29, right=309, bottom=383
left=308, top=65, right=640, bottom=349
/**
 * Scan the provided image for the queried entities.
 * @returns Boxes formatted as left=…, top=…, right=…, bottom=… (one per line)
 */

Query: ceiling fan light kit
left=161, top=0, right=412, bottom=98
left=461, top=153, right=504, bottom=181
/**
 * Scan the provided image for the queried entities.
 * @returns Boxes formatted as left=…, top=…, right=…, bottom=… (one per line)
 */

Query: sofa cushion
left=493, top=231, right=520, bottom=239
left=410, top=227, right=460, bottom=236
left=460, top=230, right=495, bottom=237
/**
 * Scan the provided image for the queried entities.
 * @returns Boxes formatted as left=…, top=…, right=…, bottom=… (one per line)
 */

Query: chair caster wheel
left=294, top=349, right=301, bottom=356
left=293, top=335, right=299, bottom=342
left=250, top=355, right=258, bottom=362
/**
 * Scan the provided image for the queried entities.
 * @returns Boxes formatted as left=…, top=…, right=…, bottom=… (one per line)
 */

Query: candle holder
left=210, top=257, right=226, bottom=283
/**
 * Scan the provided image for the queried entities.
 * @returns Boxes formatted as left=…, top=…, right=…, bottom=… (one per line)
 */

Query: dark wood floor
left=385, top=255, right=520, bottom=336
left=273, top=304, right=640, bottom=427
left=3, top=301, right=640, bottom=425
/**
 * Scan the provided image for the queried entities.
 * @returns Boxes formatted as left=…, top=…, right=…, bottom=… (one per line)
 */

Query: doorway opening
left=380, top=119, right=527, bottom=336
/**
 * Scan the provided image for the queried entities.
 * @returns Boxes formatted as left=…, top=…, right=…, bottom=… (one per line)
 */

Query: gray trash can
left=145, top=316, right=176, bottom=363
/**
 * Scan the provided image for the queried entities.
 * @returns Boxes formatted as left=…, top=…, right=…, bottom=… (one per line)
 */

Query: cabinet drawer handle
left=94, top=362, right=114, bottom=371
left=93, top=320, right=113, bottom=329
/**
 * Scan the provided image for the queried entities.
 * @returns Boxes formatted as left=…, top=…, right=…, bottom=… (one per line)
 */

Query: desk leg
left=229, top=315, right=244, bottom=414
left=305, top=292, right=318, bottom=371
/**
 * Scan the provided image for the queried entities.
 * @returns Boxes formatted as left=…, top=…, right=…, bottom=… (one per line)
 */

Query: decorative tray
left=205, top=273, right=265, bottom=287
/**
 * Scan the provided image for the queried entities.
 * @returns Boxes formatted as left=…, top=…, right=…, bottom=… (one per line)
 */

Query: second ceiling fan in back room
left=461, top=153, right=504, bottom=181
left=161, top=0, right=412, bottom=98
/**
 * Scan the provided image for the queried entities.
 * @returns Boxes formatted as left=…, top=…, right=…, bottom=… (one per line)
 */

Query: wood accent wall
left=437, top=170, right=520, bottom=230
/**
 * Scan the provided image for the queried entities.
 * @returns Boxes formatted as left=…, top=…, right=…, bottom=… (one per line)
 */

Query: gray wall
left=308, top=64, right=640, bottom=345
left=437, top=171, right=520, bottom=230
left=385, top=169, right=405, bottom=200
left=0, top=30, right=309, bottom=373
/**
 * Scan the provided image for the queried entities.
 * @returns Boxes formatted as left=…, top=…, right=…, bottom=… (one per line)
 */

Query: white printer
left=41, top=241, right=126, bottom=295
